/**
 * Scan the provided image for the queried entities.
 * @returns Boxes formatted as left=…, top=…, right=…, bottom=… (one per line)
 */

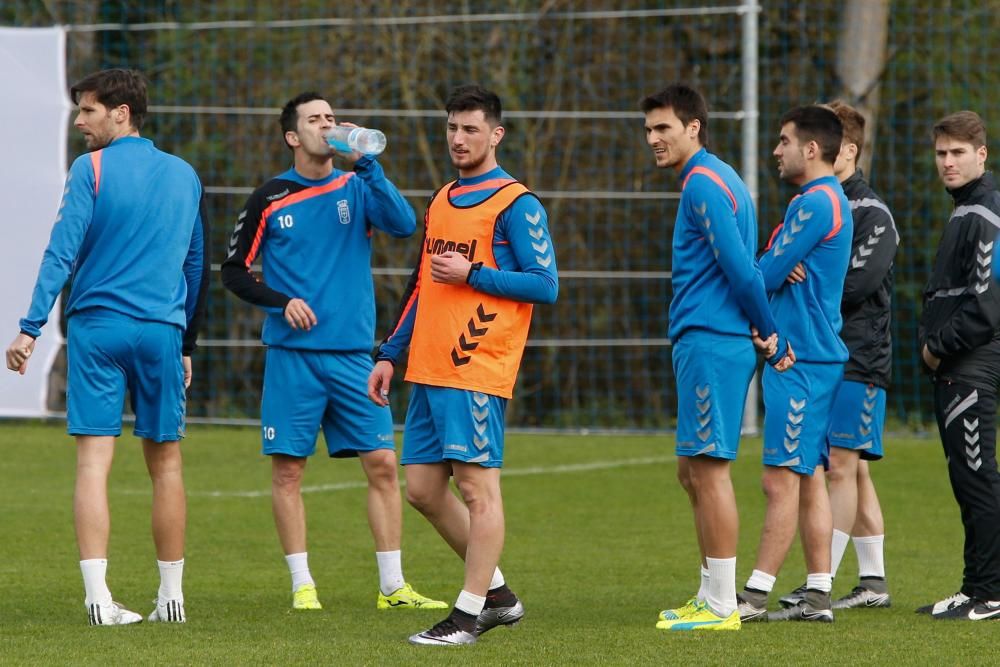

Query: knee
left=677, top=463, right=695, bottom=496
left=405, top=481, right=443, bottom=515
left=364, top=451, right=400, bottom=489
left=825, top=463, right=848, bottom=486
left=687, top=460, right=729, bottom=494
left=856, top=462, right=872, bottom=484
left=455, top=477, right=499, bottom=515
left=826, top=451, right=856, bottom=487
left=271, top=460, right=304, bottom=492
left=760, top=470, right=794, bottom=501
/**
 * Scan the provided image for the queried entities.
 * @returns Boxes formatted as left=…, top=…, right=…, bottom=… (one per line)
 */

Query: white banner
left=0, top=27, right=70, bottom=416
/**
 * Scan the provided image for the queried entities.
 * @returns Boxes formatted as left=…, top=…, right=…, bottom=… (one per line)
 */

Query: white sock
left=376, top=550, right=405, bottom=596
left=854, top=535, right=886, bottom=578
left=489, top=568, right=505, bottom=591
left=455, top=590, right=486, bottom=616
left=830, top=529, right=851, bottom=578
left=285, top=552, right=314, bottom=592
left=745, top=569, right=776, bottom=593
left=80, top=559, right=112, bottom=606
left=806, top=572, right=832, bottom=593
left=705, top=557, right=736, bottom=617
left=696, top=565, right=710, bottom=603
left=157, top=559, right=185, bottom=601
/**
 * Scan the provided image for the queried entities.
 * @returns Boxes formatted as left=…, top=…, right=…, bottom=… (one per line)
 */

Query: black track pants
left=934, top=380, right=1000, bottom=600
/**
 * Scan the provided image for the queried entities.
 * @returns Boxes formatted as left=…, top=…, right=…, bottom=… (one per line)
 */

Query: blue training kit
left=401, top=385, right=507, bottom=468
left=221, top=156, right=415, bottom=456
left=20, top=136, right=208, bottom=353
left=759, top=174, right=853, bottom=363
left=827, top=381, right=887, bottom=460
left=668, top=148, right=784, bottom=359
left=759, top=174, right=853, bottom=473
left=221, top=155, right=416, bottom=352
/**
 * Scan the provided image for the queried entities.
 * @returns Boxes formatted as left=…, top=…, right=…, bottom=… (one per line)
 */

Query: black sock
left=486, top=584, right=517, bottom=607
left=449, top=608, right=478, bottom=633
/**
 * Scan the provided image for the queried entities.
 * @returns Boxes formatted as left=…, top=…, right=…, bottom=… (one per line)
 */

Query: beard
left=451, top=148, right=489, bottom=173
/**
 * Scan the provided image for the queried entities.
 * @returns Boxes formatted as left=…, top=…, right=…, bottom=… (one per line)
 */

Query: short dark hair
left=445, top=85, right=502, bottom=126
left=827, top=100, right=866, bottom=159
left=639, top=84, right=709, bottom=146
left=933, top=110, right=987, bottom=149
left=780, top=105, right=843, bottom=164
left=280, top=91, right=327, bottom=148
left=70, top=68, right=148, bottom=130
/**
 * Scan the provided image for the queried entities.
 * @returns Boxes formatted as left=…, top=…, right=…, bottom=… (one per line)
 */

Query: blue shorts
left=762, top=361, right=844, bottom=475
left=67, top=311, right=185, bottom=442
left=261, top=347, right=395, bottom=458
left=827, top=380, right=886, bottom=460
left=401, top=384, right=507, bottom=468
left=672, top=330, right=756, bottom=461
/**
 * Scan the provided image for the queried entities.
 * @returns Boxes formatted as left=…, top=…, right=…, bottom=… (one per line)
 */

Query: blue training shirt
left=378, top=166, right=558, bottom=361
left=759, top=174, right=853, bottom=363
left=221, top=156, right=416, bottom=352
left=668, top=148, right=783, bottom=354
left=20, top=136, right=207, bottom=351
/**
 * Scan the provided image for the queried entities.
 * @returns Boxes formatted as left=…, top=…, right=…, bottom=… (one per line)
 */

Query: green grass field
left=1, top=421, right=997, bottom=665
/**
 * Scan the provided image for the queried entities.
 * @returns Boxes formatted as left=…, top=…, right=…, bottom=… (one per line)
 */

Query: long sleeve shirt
left=840, top=171, right=899, bottom=388
left=919, top=172, right=1000, bottom=389
left=668, top=148, right=785, bottom=359
left=377, top=166, right=558, bottom=362
left=19, top=136, right=209, bottom=354
left=759, top=174, right=853, bottom=364
left=221, top=156, right=416, bottom=352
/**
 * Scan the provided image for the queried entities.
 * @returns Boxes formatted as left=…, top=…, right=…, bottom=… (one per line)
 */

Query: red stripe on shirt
left=90, top=150, right=103, bottom=196
left=244, top=210, right=267, bottom=268
left=450, top=178, right=516, bottom=198
left=682, top=166, right=737, bottom=212
left=386, top=266, right=421, bottom=342
left=807, top=184, right=845, bottom=241
left=245, top=172, right=356, bottom=267
left=265, top=172, right=355, bottom=216
left=763, top=223, right=784, bottom=251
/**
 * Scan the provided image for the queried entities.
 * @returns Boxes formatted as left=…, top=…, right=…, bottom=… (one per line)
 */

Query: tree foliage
left=4, top=0, right=1000, bottom=427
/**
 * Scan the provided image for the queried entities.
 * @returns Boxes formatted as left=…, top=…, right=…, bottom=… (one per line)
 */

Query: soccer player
left=5, top=68, right=208, bottom=626
left=639, top=84, right=791, bottom=633
left=917, top=111, right=1000, bottom=621
left=736, top=105, right=853, bottom=623
left=220, top=92, right=444, bottom=613
left=367, top=84, right=558, bottom=646
left=777, top=101, right=898, bottom=611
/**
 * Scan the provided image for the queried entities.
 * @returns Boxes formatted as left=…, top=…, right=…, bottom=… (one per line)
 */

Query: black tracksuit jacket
left=840, top=171, right=898, bottom=389
left=919, top=172, right=1000, bottom=391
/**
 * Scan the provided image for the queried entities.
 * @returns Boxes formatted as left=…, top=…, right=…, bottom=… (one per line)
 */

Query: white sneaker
left=148, top=598, right=186, bottom=623
left=88, top=600, right=143, bottom=626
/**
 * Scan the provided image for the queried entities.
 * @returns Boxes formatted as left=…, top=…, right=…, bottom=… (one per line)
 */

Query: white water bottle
left=324, top=125, right=387, bottom=155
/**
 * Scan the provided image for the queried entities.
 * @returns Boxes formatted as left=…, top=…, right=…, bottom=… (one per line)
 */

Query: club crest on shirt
left=337, top=199, right=350, bottom=225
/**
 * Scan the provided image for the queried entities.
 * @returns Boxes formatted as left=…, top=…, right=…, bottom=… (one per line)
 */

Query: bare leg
left=677, top=457, right=707, bottom=564
left=687, top=456, right=738, bottom=557
left=359, top=449, right=402, bottom=552
left=452, top=463, right=504, bottom=598
left=827, top=447, right=860, bottom=535
left=405, top=462, right=470, bottom=558
left=143, top=439, right=185, bottom=561
left=800, top=469, right=833, bottom=575
left=752, top=466, right=801, bottom=576
left=271, top=455, right=308, bottom=554
left=75, top=436, right=116, bottom=559
left=853, top=460, right=885, bottom=536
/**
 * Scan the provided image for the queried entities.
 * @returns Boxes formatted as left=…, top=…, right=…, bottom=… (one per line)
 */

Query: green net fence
left=4, top=0, right=998, bottom=430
